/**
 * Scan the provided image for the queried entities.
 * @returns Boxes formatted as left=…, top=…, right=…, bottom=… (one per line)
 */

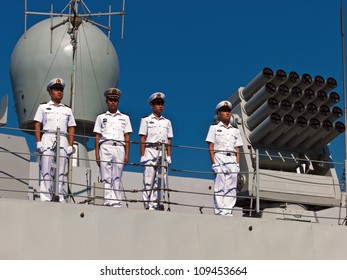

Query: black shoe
left=51, top=195, right=60, bottom=202
left=157, top=205, right=165, bottom=211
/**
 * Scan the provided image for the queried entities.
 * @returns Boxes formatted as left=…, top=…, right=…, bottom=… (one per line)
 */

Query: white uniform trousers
left=141, top=147, right=167, bottom=209
left=39, top=133, right=69, bottom=202
left=99, top=144, right=125, bottom=207
left=213, top=154, right=239, bottom=216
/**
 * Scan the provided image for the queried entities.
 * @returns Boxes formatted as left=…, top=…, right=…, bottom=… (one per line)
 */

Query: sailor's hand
left=235, top=163, right=240, bottom=173
left=166, top=156, right=172, bottom=165
left=124, top=155, right=129, bottom=164
left=212, top=163, right=220, bottom=173
left=36, top=142, right=44, bottom=154
left=96, top=155, right=100, bottom=167
left=66, top=145, right=74, bottom=156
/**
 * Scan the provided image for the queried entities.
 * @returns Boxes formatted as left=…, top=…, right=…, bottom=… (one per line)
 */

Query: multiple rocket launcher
left=239, top=67, right=345, bottom=152
left=232, top=67, right=345, bottom=208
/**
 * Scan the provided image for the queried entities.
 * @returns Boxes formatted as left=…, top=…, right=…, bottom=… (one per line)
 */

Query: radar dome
left=10, top=17, right=119, bottom=135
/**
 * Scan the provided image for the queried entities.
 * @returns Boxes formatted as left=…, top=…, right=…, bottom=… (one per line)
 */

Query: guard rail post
left=256, top=148, right=260, bottom=214
left=55, top=127, right=61, bottom=200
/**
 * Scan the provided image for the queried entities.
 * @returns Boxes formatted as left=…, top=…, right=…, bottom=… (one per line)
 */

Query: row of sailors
left=34, top=78, right=242, bottom=216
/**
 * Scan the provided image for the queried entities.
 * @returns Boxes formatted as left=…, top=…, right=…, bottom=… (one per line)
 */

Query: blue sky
left=0, top=0, right=346, bottom=181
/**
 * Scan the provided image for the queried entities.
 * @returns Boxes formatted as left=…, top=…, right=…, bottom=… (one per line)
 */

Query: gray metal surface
left=1, top=198, right=347, bottom=259
left=0, top=134, right=30, bottom=200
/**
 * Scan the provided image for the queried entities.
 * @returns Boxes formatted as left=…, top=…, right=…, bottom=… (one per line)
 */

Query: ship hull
left=1, top=198, right=347, bottom=259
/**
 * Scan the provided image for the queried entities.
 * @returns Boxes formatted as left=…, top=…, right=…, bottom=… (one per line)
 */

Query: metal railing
left=0, top=125, right=346, bottom=225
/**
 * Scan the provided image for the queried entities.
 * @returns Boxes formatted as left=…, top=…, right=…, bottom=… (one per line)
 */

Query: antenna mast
left=23, top=0, right=126, bottom=112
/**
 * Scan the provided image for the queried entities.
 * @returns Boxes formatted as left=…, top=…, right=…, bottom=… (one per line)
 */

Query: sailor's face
left=218, top=110, right=231, bottom=122
left=106, top=98, right=119, bottom=112
left=49, top=87, right=64, bottom=103
left=151, top=101, right=164, bottom=114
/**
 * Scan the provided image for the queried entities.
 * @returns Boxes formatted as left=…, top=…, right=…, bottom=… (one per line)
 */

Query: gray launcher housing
left=229, top=67, right=345, bottom=210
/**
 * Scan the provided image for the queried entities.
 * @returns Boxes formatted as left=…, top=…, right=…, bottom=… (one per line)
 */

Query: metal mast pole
left=68, top=0, right=82, bottom=113
left=341, top=0, right=347, bottom=195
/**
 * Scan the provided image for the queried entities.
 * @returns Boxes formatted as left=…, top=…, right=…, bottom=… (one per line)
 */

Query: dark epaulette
left=121, top=112, right=130, bottom=117
left=64, top=104, right=72, bottom=108
left=142, top=115, right=149, bottom=118
left=40, top=102, right=48, bottom=105
left=96, top=112, right=105, bottom=117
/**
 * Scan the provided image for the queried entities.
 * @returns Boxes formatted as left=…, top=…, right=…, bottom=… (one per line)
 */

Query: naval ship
left=1, top=0, right=347, bottom=259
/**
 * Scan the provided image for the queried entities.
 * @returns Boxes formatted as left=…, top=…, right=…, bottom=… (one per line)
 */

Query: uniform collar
left=48, top=100, right=64, bottom=107
left=150, top=113, right=165, bottom=120
left=106, top=110, right=121, bottom=116
left=217, top=121, right=232, bottom=128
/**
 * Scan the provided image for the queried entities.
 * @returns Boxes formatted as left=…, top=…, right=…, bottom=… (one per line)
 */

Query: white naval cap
left=148, top=92, right=165, bottom=104
left=47, top=78, right=65, bottom=92
left=104, top=88, right=122, bottom=99
left=215, top=100, right=232, bottom=113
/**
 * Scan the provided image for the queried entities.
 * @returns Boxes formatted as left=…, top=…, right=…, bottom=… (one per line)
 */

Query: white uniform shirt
left=93, top=110, right=133, bottom=142
left=138, top=113, right=173, bottom=143
left=206, top=121, right=243, bottom=152
left=33, top=101, right=76, bottom=133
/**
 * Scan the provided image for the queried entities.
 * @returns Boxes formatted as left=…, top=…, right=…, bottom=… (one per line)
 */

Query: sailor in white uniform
left=93, top=88, right=133, bottom=207
left=206, top=101, right=243, bottom=216
left=34, top=78, right=76, bottom=202
left=139, top=92, right=173, bottom=210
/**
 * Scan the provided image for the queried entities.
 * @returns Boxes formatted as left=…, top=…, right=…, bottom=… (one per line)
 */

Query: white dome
left=10, top=17, right=119, bottom=135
